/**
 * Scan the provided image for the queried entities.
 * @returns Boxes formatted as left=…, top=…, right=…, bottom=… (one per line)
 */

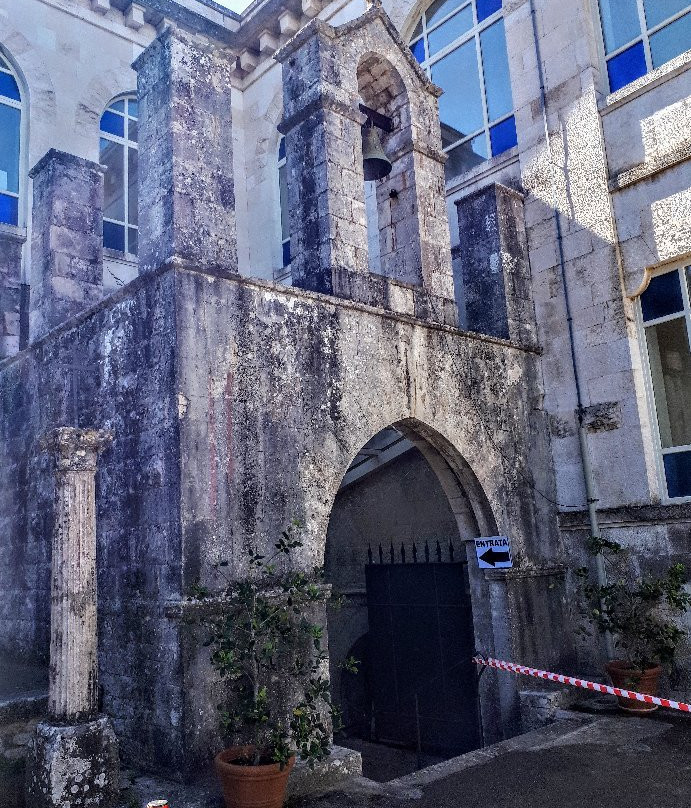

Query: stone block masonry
left=276, top=2, right=457, bottom=326
left=0, top=224, right=26, bottom=359
left=28, top=151, right=105, bottom=343
left=456, top=183, right=537, bottom=348
left=0, top=258, right=565, bottom=775
left=134, top=26, right=238, bottom=275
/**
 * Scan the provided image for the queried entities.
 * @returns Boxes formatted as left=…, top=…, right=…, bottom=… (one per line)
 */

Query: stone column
left=0, top=223, right=27, bottom=358
left=26, top=427, right=119, bottom=808
left=28, top=150, right=105, bottom=342
left=455, top=183, right=537, bottom=347
left=134, top=25, right=237, bottom=275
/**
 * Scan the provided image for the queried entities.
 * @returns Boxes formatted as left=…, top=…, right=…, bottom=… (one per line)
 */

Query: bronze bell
left=362, top=121, right=392, bottom=181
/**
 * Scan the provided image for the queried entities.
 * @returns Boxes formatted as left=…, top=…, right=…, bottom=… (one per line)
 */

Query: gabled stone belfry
left=276, top=1, right=457, bottom=326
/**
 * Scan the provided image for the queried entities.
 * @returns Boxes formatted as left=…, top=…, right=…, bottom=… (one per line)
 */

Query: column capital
left=40, top=427, right=113, bottom=471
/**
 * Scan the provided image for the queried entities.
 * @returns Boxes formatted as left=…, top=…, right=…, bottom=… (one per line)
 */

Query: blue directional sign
left=474, top=536, right=513, bottom=569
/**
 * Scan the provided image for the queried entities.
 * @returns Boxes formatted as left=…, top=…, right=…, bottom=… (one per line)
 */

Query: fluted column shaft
left=41, top=427, right=113, bottom=723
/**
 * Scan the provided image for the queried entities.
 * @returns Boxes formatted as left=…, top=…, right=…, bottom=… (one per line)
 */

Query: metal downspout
left=527, top=0, right=614, bottom=659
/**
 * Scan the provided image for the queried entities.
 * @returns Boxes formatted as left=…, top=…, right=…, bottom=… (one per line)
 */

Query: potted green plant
left=189, top=522, right=352, bottom=808
left=576, top=536, right=691, bottom=712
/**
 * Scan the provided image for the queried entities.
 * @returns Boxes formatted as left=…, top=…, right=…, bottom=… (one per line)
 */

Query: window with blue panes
left=99, top=96, right=138, bottom=255
left=640, top=264, right=691, bottom=500
left=278, top=137, right=290, bottom=270
left=0, top=52, right=22, bottom=227
left=409, top=0, right=516, bottom=181
left=598, top=1, right=691, bottom=92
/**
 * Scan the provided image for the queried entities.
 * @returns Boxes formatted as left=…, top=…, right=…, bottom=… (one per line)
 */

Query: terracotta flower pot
left=605, top=660, right=662, bottom=713
left=214, top=745, right=295, bottom=808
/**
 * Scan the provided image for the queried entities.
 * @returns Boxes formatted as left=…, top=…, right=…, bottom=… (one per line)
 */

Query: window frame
left=409, top=0, right=516, bottom=175
left=276, top=136, right=291, bottom=279
left=0, top=51, right=23, bottom=228
left=637, top=262, right=691, bottom=503
left=597, top=1, right=691, bottom=92
left=99, top=94, right=138, bottom=256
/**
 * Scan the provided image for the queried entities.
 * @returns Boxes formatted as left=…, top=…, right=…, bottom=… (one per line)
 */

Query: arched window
left=278, top=136, right=290, bottom=270
left=99, top=95, right=138, bottom=255
left=409, top=0, right=516, bottom=181
left=597, top=0, right=691, bottom=92
left=0, top=52, right=22, bottom=227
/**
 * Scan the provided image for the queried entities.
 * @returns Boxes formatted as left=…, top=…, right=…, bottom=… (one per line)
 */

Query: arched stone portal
left=325, top=422, right=494, bottom=770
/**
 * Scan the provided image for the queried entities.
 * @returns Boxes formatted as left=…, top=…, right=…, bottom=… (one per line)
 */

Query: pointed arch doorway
left=325, top=421, right=493, bottom=769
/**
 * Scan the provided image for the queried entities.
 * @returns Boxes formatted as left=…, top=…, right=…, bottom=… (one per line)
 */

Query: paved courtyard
left=119, top=707, right=691, bottom=808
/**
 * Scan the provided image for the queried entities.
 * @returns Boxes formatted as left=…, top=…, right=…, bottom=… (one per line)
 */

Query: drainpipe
left=527, top=0, right=614, bottom=660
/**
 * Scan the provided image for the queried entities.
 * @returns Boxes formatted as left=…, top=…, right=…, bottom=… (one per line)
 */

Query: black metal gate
left=365, top=541, right=480, bottom=757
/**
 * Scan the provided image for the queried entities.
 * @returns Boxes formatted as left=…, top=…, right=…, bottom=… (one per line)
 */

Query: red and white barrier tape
left=473, top=656, right=691, bottom=713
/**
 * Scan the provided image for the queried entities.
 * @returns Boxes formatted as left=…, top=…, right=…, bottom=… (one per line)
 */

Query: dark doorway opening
left=326, top=425, right=482, bottom=781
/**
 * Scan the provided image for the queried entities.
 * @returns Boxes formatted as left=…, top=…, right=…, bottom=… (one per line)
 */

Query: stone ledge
left=0, top=258, right=541, bottom=374
left=558, top=502, right=691, bottom=529
left=0, top=694, right=48, bottom=726
left=286, top=745, right=362, bottom=799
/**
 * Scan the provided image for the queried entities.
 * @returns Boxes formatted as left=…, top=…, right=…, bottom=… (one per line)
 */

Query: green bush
left=576, top=536, right=691, bottom=672
left=190, top=522, right=355, bottom=769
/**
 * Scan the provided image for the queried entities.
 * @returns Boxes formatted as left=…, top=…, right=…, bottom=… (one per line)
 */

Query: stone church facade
left=0, top=0, right=689, bottom=782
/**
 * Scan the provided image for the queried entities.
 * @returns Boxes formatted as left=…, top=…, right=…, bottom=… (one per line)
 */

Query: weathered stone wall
left=0, top=268, right=184, bottom=772
left=0, top=257, right=566, bottom=774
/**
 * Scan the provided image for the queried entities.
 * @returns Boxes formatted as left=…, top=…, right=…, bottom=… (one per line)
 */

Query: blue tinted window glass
left=431, top=40, right=484, bottom=146
left=649, top=11, right=691, bottom=69
left=476, top=0, right=502, bottom=22
left=599, top=0, right=642, bottom=52
left=444, top=133, right=487, bottom=180
left=0, top=71, right=20, bottom=102
left=428, top=6, right=473, bottom=56
left=103, top=220, right=125, bottom=252
left=0, top=192, right=18, bottom=226
left=427, top=0, right=466, bottom=26
left=411, top=38, right=426, bottom=63
left=109, top=99, right=125, bottom=113
left=641, top=270, right=684, bottom=320
left=664, top=451, right=691, bottom=498
left=278, top=137, right=286, bottom=161
left=0, top=103, right=21, bottom=194
left=127, top=98, right=138, bottom=118
left=490, top=115, right=517, bottom=155
left=282, top=239, right=291, bottom=268
left=128, top=227, right=138, bottom=256
left=607, top=41, right=647, bottom=91
left=480, top=19, right=512, bottom=121
left=100, top=110, right=125, bottom=138
left=644, top=0, right=689, bottom=28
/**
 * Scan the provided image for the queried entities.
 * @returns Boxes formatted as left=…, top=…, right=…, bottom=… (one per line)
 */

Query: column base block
left=25, top=715, right=119, bottom=808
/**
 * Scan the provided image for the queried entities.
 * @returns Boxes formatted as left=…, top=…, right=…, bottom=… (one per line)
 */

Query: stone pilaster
left=455, top=183, right=537, bottom=347
left=134, top=26, right=237, bottom=274
left=28, top=150, right=104, bottom=342
left=25, top=427, right=118, bottom=808
left=0, top=223, right=26, bottom=359
left=277, top=22, right=370, bottom=294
